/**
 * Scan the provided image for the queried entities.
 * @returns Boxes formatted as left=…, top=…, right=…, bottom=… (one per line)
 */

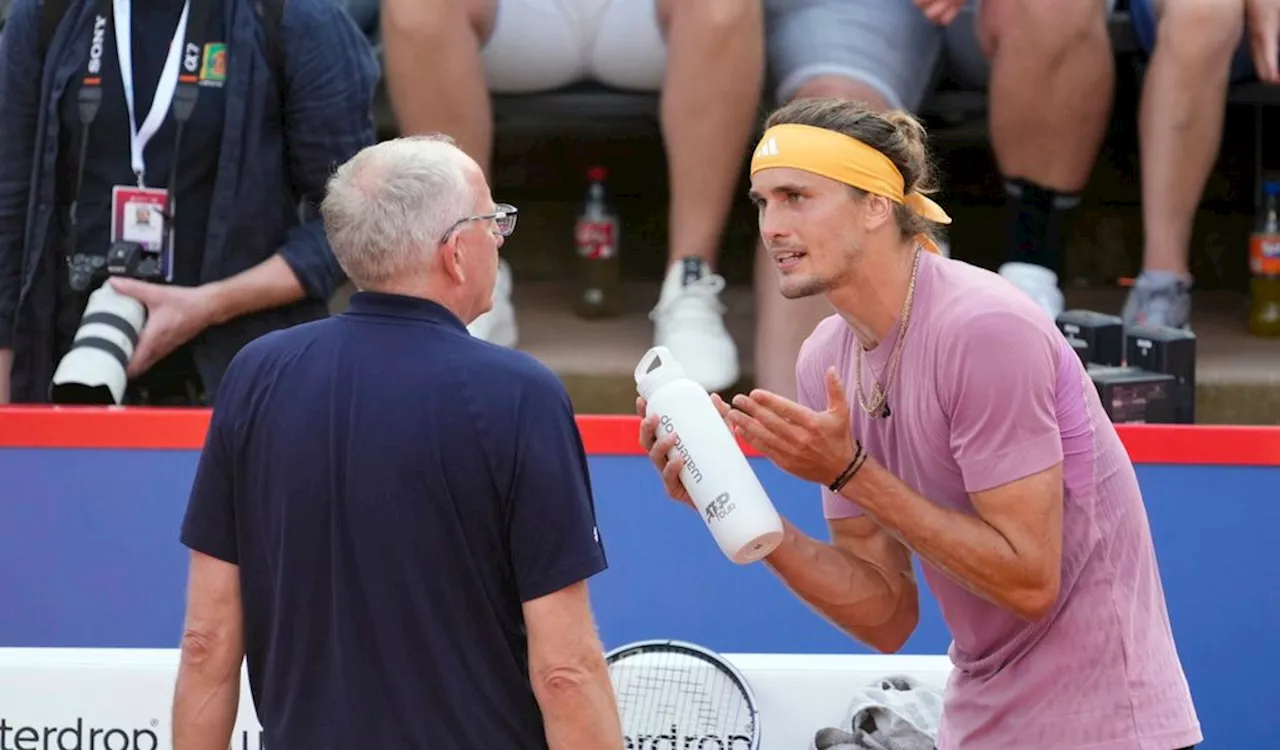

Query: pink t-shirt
left=796, top=251, right=1201, bottom=750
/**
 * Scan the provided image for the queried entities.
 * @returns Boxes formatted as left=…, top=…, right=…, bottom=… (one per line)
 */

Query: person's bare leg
left=1139, top=0, right=1242, bottom=275
left=381, top=0, right=496, bottom=174
left=657, top=0, right=765, bottom=268
left=976, top=0, right=1112, bottom=319
left=753, top=77, right=891, bottom=398
left=982, top=0, right=1113, bottom=194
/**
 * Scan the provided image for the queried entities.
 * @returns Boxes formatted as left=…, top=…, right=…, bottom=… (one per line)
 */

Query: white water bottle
left=635, top=346, right=785, bottom=564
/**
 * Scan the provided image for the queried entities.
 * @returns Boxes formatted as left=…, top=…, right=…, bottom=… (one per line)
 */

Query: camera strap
left=69, top=0, right=214, bottom=235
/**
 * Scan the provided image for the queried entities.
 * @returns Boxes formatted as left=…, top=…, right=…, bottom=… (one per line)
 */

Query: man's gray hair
left=321, top=134, right=477, bottom=289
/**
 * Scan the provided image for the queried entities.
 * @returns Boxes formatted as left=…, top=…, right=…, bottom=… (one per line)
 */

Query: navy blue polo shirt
left=180, top=291, right=608, bottom=748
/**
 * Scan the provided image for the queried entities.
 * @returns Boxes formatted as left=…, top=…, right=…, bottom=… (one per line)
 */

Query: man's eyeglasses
left=440, top=203, right=519, bottom=244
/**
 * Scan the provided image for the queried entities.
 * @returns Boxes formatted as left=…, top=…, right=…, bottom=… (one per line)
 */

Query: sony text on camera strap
left=68, top=0, right=215, bottom=254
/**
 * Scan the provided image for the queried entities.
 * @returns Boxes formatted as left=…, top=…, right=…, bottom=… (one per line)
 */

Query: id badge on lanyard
left=71, top=0, right=213, bottom=284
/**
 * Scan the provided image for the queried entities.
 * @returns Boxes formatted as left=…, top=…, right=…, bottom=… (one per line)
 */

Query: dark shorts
left=1128, top=0, right=1255, bottom=83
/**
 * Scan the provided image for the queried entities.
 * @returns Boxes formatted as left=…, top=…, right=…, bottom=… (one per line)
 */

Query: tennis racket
left=606, top=639, right=761, bottom=750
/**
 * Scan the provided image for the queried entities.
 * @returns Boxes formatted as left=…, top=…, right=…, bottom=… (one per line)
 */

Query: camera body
left=51, top=241, right=163, bottom=405
left=67, top=240, right=165, bottom=293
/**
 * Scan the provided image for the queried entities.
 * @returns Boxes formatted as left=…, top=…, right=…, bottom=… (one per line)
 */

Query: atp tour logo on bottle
left=658, top=415, right=702, bottom=484
left=704, top=493, right=735, bottom=525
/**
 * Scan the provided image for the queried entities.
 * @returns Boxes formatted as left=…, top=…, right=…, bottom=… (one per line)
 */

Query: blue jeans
left=1128, top=0, right=1256, bottom=82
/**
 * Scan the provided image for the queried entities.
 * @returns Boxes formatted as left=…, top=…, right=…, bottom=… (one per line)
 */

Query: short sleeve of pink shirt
left=942, top=308, right=1064, bottom=494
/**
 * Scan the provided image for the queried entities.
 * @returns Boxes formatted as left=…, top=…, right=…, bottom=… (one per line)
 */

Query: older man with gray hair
left=173, top=134, right=622, bottom=750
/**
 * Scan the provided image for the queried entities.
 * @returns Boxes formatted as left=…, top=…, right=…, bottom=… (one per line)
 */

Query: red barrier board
left=0, top=406, right=1278, bottom=465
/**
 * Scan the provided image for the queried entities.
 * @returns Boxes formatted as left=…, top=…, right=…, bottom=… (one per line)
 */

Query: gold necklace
left=854, top=247, right=921, bottom=419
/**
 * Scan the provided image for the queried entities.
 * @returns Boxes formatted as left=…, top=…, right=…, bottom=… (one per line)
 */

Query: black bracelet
left=828, top=441, right=866, bottom=493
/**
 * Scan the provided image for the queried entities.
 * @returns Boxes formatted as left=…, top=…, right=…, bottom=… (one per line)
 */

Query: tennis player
left=639, top=98, right=1201, bottom=750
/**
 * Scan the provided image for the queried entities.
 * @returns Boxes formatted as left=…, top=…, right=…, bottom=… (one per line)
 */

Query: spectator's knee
left=1156, top=0, right=1245, bottom=66
left=381, top=0, right=446, bottom=41
left=983, top=0, right=1109, bottom=61
left=382, top=0, right=490, bottom=46
left=661, top=0, right=763, bottom=41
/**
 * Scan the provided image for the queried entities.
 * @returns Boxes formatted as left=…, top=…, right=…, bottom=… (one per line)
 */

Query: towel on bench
left=813, top=674, right=944, bottom=750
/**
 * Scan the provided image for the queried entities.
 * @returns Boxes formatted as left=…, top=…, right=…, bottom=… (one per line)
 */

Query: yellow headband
left=749, top=123, right=952, bottom=253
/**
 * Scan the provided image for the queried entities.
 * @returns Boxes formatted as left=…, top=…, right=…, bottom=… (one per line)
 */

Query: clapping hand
left=724, top=367, right=857, bottom=488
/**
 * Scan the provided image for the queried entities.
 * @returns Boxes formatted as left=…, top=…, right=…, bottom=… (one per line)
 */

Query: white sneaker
left=998, top=261, right=1064, bottom=321
left=468, top=259, right=518, bottom=347
left=650, top=258, right=740, bottom=392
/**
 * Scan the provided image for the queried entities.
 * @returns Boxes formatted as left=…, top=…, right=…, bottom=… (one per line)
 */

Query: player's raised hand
left=727, top=367, right=857, bottom=487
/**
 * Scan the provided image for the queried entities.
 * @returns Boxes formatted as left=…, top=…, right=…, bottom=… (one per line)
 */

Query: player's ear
left=861, top=193, right=895, bottom=233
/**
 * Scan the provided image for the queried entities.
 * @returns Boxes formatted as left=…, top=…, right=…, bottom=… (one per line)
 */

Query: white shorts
left=483, top=0, right=668, bottom=93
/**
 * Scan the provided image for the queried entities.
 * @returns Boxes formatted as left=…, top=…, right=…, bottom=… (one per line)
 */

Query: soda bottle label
left=1250, top=232, right=1280, bottom=275
left=576, top=219, right=617, bottom=260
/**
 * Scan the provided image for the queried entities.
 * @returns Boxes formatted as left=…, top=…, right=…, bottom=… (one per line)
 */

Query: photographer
left=0, top=0, right=378, bottom=405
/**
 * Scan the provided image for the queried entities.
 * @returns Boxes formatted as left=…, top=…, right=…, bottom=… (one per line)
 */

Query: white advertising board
left=0, top=649, right=953, bottom=750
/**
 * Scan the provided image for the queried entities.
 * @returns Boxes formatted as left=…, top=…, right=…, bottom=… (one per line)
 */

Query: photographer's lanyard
left=114, top=0, right=190, bottom=187
left=69, top=0, right=214, bottom=232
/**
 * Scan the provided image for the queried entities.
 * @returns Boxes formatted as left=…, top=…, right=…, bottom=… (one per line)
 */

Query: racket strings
left=610, top=646, right=756, bottom=748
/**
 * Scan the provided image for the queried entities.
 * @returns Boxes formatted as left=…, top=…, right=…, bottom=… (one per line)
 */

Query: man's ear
left=862, top=193, right=895, bottom=232
left=440, top=235, right=466, bottom=285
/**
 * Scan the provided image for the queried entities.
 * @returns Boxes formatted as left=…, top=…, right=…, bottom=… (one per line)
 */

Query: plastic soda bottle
left=1249, top=180, right=1280, bottom=337
left=574, top=166, right=622, bottom=319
